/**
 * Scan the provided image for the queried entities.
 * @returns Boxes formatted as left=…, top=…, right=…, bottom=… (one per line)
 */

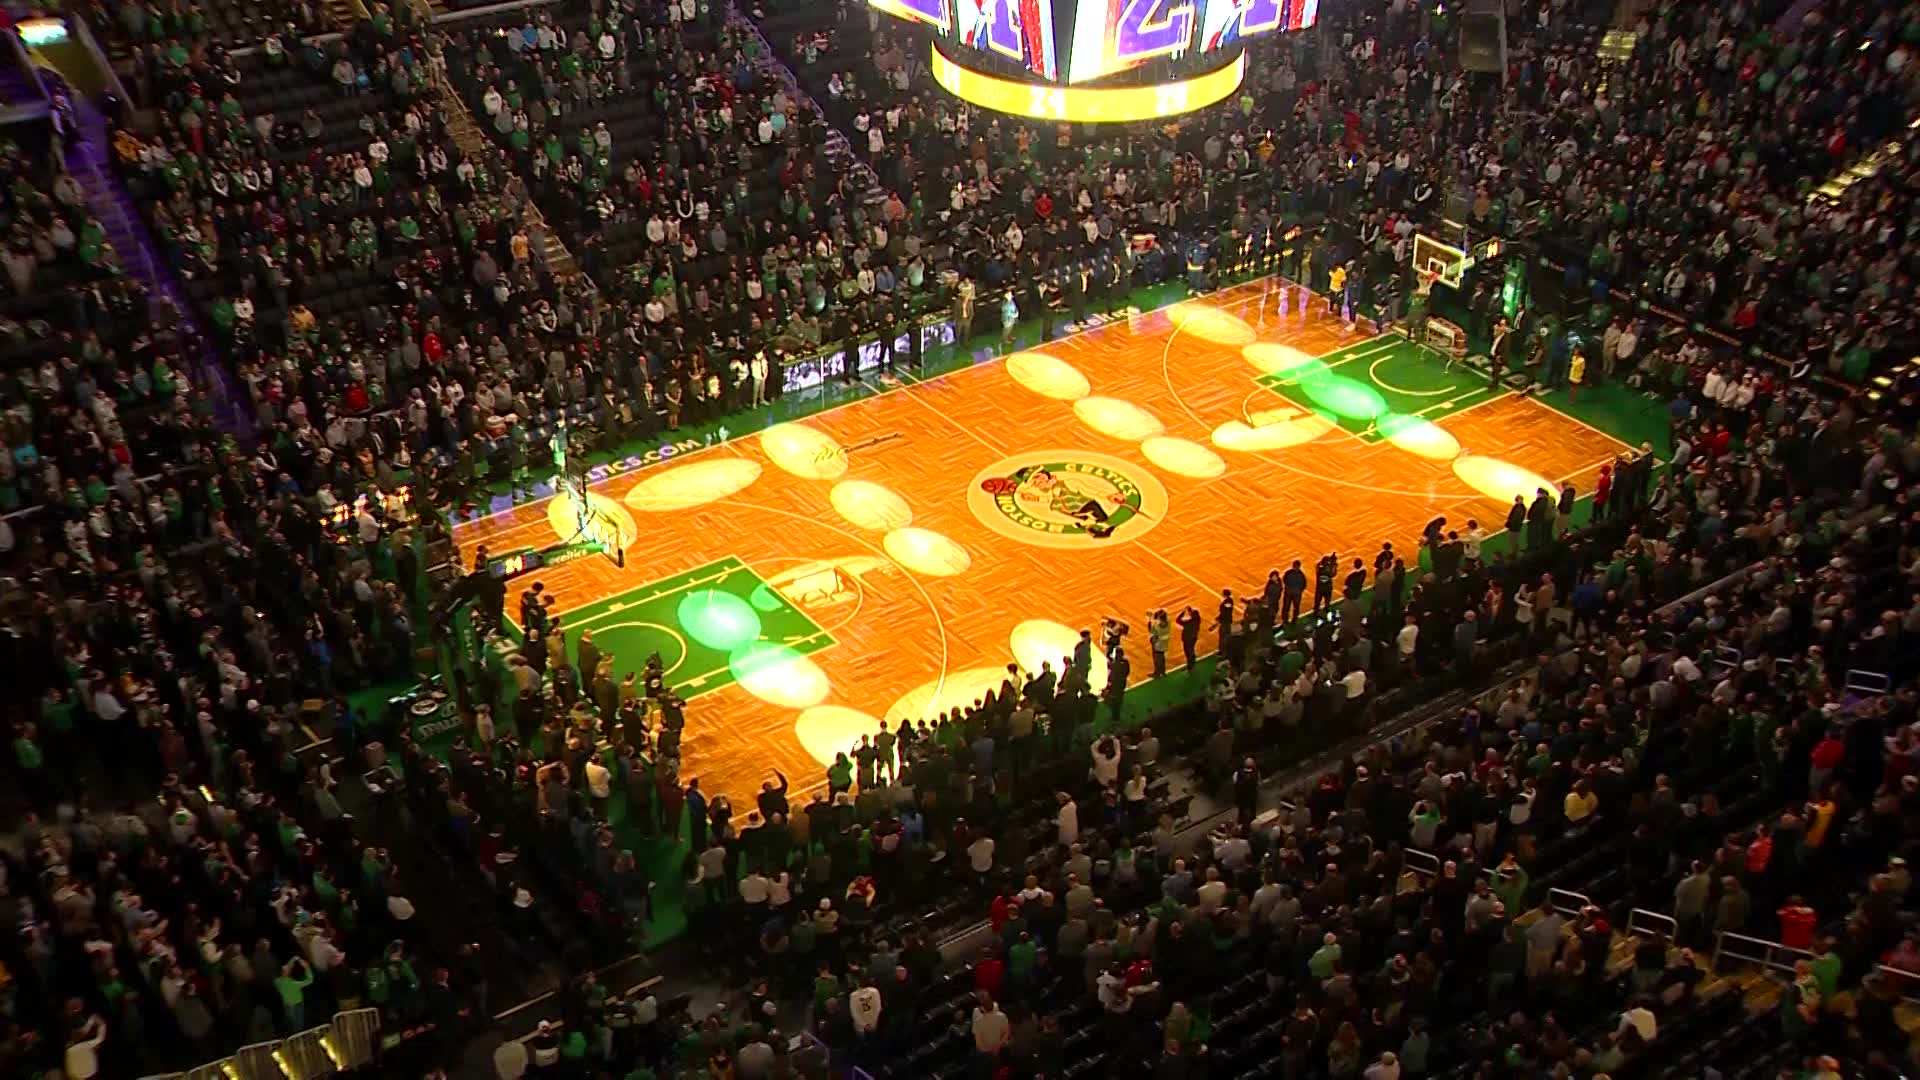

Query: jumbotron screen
left=867, top=0, right=1317, bottom=85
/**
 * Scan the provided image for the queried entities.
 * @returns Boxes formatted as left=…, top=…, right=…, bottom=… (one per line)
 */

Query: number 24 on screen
left=1113, top=0, right=1194, bottom=62
left=1116, top=0, right=1290, bottom=61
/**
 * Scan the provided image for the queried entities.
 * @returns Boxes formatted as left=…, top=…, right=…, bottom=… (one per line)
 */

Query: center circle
left=967, top=449, right=1170, bottom=550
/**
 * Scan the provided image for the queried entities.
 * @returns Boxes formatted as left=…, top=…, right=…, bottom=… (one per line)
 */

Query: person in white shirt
left=492, top=1037, right=530, bottom=1079
left=1617, top=1004, right=1657, bottom=1042
left=1055, top=793, right=1079, bottom=846
left=1341, top=667, right=1367, bottom=699
left=1671, top=654, right=1702, bottom=683
left=529, top=1020, right=562, bottom=1067
left=1195, top=867, right=1229, bottom=912
left=1461, top=520, right=1486, bottom=561
left=967, top=834, right=995, bottom=874
left=584, top=758, right=611, bottom=801
left=739, top=870, right=770, bottom=907
left=303, top=928, right=345, bottom=972
left=1614, top=324, right=1638, bottom=373
left=849, top=983, right=883, bottom=1033
left=64, top=1013, right=108, bottom=1080
left=749, top=351, right=770, bottom=406
left=1363, top=1051, right=1403, bottom=1080
left=971, top=997, right=1010, bottom=1053
left=1396, top=616, right=1419, bottom=665
left=1701, top=367, right=1726, bottom=404
left=92, top=685, right=127, bottom=723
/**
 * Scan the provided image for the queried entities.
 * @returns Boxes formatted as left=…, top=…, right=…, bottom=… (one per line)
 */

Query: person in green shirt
left=826, top=753, right=853, bottom=795
left=1308, top=935, right=1341, bottom=979
left=1008, top=931, right=1038, bottom=988
left=275, top=958, right=314, bottom=1031
left=13, top=721, right=45, bottom=806
left=40, top=688, right=75, bottom=745
left=811, top=962, right=841, bottom=1011
left=1809, top=942, right=1842, bottom=1003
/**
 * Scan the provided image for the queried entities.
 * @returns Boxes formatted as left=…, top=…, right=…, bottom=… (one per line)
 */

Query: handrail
left=1874, top=963, right=1920, bottom=1005
left=1547, top=887, right=1593, bottom=917
left=229, top=31, right=346, bottom=60
left=1846, top=669, right=1891, bottom=696
left=1402, top=847, right=1440, bottom=880
left=431, top=0, right=561, bottom=26
left=135, top=1007, right=380, bottom=1080
left=1626, top=908, right=1677, bottom=942
left=1711, top=930, right=1812, bottom=978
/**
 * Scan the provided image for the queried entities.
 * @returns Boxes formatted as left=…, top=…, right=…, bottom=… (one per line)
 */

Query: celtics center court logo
left=967, top=450, right=1170, bottom=550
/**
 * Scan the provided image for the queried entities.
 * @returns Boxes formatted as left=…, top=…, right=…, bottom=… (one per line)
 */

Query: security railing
left=1710, top=931, right=1813, bottom=980
left=137, top=1008, right=380, bottom=1080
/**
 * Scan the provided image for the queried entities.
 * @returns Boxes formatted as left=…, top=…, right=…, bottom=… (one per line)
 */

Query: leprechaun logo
left=967, top=450, right=1170, bottom=550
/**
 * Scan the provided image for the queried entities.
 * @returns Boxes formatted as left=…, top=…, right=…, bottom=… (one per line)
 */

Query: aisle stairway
left=406, top=0, right=578, bottom=279
left=63, top=94, right=254, bottom=436
left=0, top=62, right=45, bottom=108
left=727, top=2, right=886, bottom=207
left=439, top=93, right=579, bottom=277
left=325, top=0, right=371, bottom=31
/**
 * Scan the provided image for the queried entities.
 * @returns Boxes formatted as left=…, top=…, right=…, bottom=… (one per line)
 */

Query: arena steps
left=325, top=0, right=366, bottom=32
left=436, top=72, right=581, bottom=279
left=64, top=92, right=256, bottom=437
left=1592, top=28, right=1636, bottom=97
left=729, top=5, right=888, bottom=207
left=1810, top=132, right=1913, bottom=205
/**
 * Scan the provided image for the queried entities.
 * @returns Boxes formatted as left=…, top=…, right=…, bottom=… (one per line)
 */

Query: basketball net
left=1416, top=270, right=1438, bottom=297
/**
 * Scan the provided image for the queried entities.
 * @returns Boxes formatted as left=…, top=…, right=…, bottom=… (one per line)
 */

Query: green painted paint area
left=1269, top=358, right=1332, bottom=384
left=728, top=641, right=810, bottom=683
left=678, top=589, right=762, bottom=651
left=1374, top=412, right=1422, bottom=438
left=506, top=557, right=833, bottom=702
left=1302, top=373, right=1389, bottom=419
left=1257, top=336, right=1500, bottom=441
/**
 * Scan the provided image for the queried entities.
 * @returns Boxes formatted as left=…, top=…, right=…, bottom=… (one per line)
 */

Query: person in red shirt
left=989, top=894, right=1012, bottom=935
left=1884, top=731, right=1917, bottom=789
left=1810, top=731, right=1846, bottom=792
left=1034, top=191, right=1053, bottom=221
left=1593, top=464, right=1612, bottom=523
left=974, top=946, right=1005, bottom=999
left=1778, top=896, right=1816, bottom=950
left=1745, top=824, right=1773, bottom=878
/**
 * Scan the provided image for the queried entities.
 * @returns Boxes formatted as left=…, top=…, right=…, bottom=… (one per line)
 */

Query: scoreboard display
left=869, top=0, right=1317, bottom=86
left=870, top=0, right=1062, bottom=80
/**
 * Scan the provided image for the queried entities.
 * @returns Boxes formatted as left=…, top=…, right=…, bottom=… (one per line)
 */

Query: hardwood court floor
left=454, top=279, right=1634, bottom=805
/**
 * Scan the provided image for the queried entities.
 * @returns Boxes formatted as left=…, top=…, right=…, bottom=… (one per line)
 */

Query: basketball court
left=453, top=276, right=1637, bottom=805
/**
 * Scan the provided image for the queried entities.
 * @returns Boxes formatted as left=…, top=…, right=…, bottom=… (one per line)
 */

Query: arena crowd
left=1, top=0, right=1918, bottom=1077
